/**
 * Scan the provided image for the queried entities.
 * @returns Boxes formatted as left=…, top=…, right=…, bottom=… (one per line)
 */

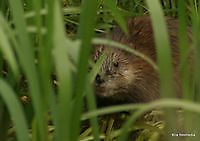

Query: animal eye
left=113, top=62, right=119, bottom=67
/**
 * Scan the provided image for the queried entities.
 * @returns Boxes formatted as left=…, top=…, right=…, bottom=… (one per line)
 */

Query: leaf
left=104, top=0, right=127, bottom=33
left=0, top=79, right=30, bottom=141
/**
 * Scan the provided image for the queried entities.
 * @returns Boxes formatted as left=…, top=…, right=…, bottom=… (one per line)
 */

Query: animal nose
left=95, top=74, right=104, bottom=85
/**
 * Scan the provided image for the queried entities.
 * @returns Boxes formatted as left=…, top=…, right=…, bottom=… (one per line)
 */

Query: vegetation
left=0, top=0, right=200, bottom=141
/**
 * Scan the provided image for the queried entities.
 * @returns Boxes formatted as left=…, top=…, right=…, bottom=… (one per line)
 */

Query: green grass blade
left=52, top=1, right=73, bottom=141
left=7, top=0, right=46, bottom=140
left=189, top=1, right=200, bottom=140
left=85, top=50, right=106, bottom=141
left=71, top=0, right=99, bottom=140
left=117, top=98, right=200, bottom=141
left=146, top=1, right=177, bottom=141
left=83, top=99, right=200, bottom=120
left=178, top=0, right=192, bottom=99
left=104, top=0, right=127, bottom=33
left=89, top=52, right=106, bottom=83
left=177, top=1, right=197, bottom=139
left=63, top=7, right=81, bottom=15
left=0, top=79, right=30, bottom=141
left=0, top=0, right=8, bottom=17
left=0, top=13, right=19, bottom=78
left=193, top=1, right=200, bottom=102
left=85, top=84, right=100, bottom=141
left=147, top=0, right=174, bottom=98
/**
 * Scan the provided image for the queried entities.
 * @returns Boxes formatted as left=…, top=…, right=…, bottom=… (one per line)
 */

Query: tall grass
left=0, top=0, right=200, bottom=141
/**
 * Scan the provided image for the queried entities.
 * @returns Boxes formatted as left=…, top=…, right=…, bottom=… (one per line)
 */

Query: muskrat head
left=92, top=44, right=160, bottom=103
left=92, top=45, right=136, bottom=100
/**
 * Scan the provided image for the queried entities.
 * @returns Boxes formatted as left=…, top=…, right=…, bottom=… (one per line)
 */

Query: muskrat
left=92, top=16, right=192, bottom=104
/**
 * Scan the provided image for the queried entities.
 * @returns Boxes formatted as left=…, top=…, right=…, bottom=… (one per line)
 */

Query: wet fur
left=92, top=16, right=192, bottom=104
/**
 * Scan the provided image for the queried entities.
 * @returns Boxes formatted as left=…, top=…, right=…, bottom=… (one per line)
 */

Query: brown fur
left=92, top=16, right=192, bottom=104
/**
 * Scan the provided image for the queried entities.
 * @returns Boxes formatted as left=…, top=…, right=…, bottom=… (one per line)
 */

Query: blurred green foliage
left=0, top=0, right=200, bottom=141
